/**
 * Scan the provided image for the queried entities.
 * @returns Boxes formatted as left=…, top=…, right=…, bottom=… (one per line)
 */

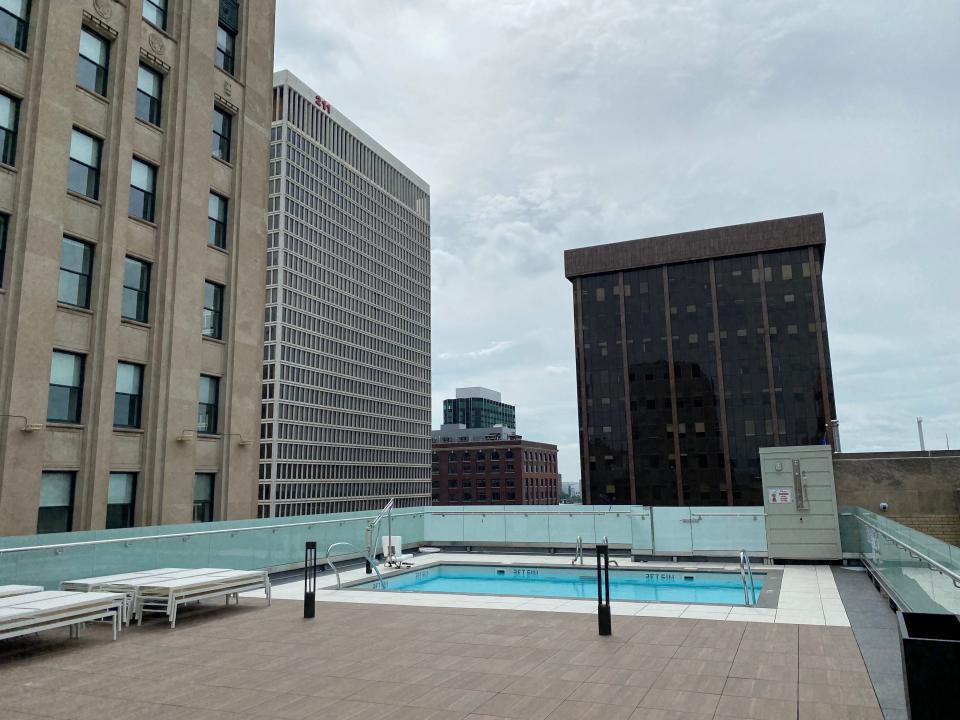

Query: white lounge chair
left=0, top=585, right=44, bottom=599
left=60, top=568, right=186, bottom=592
left=0, top=591, right=124, bottom=641
left=61, top=569, right=193, bottom=624
left=130, top=570, right=271, bottom=628
left=381, top=536, right=414, bottom=568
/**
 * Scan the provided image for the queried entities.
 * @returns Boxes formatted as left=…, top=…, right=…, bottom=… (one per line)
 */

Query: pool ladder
left=738, top=550, right=757, bottom=606
left=571, top=535, right=618, bottom=566
left=572, top=536, right=584, bottom=565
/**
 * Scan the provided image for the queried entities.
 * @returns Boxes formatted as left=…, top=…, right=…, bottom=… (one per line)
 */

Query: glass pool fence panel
left=504, top=509, right=551, bottom=545
left=650, top=507, right=694, bottom=554
left=423, top=508, right=465, bottom=543
left=0, top=543, right=96, bottom=589
left=546, top=509, right=602, bottom=546
left=590, top=508, right=634, bottom=546
left=420, top=506, right=645, bottom=548
left=838, top=510, right=862, bottom=556
left=460, top=508, right=508, bottom=544
left=630, top=508, right=654, bottom=554
left=689, top=508, right=767, bottom=554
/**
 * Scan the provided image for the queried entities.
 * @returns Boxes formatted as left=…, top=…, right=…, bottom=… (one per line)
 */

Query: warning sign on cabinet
left=768, top=487, right=793, bottom=504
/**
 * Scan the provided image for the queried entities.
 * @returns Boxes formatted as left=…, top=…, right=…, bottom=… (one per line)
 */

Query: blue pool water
left=356, top=564, right=763, bottom=605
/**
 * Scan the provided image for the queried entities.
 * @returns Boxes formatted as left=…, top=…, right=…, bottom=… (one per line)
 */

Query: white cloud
left=437, top=340, right=516, bottom=362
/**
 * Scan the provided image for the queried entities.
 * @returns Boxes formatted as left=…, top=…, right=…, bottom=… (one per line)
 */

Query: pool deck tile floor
left=0, top=597, right=881, bottom=720
left=251, top=553, right=849, bottom=627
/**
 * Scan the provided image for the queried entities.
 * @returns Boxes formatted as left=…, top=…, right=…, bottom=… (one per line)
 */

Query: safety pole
left=597, top=543, right=611, bottom=635
left=304, top=541, right=316, bottom=619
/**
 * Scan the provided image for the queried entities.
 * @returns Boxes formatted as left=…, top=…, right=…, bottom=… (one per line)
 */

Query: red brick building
left=431, top=438, right=560, bottom=505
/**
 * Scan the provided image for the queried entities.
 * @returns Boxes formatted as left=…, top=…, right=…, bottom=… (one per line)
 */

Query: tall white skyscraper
left=260, top=71, right=431, bottom=517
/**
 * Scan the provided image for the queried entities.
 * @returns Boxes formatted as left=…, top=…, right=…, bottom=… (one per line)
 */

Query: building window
left=68, top=128, right=102, bottom=199
left=142, top=0, right=167, bottom=30
left=121, top=256, right=150, bottom=323
left=215, top=0, right=238, bottom=75
left=129, top=158, right=157, bottom=222
left=0, top=0, right=29, bottom=51
left=38, top=471, right=74, bottom=534
left=0, top=214, right=7, bottom=289
left=193, top=473, right=215, bottom=522
left=197, top=375, right=219, bottom=434
left=135, top=64, right=162, bottom=125
left=58, top=236, right=93, bottom=308
left=77, top=27, right=109, bottom=96
left=106, top=472, right=136, bottom=529
left=212, top=107, right=232, bottom=161
left=114, top=362, right=143, bottom=428
left=202, top=280, right=224, bottom=339
left=0, top=91, right=19, bottom=166
left=208, top=192, right=228, bottom=248
left=48, top=350, right=84, bottom=424
left=215, top=24, right=236, bottom=74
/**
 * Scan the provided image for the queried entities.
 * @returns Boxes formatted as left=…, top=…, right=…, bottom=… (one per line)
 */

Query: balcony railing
left=0, top=505, right=767, bottom=589
left=840, top=507, right=960, bottom=614
left=3, top=503, right=958, bottom=616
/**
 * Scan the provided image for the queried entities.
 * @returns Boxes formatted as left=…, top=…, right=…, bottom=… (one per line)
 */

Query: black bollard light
left=597, top=544, right=612, bottom=636
left=304, top=541, right=317, bottom=619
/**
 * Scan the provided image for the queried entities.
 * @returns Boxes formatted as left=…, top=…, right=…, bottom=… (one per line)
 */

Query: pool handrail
left=324, top=542, right=385, bottom=590
left=572, top=536, right=583, bottom=565
left=738, top=550, right=757, bottom=606
left=600, top=536, right=620, bottom=566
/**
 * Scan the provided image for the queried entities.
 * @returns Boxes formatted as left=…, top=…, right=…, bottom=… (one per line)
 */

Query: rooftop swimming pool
left=352, top=563, right=765, bottom=606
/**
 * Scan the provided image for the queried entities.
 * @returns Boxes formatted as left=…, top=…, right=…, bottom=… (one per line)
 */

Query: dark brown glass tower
left=565, top=214, right=836, bottom=506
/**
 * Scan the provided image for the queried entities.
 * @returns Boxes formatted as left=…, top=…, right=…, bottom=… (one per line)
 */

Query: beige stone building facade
left=0, top=0, right=275, bottom=535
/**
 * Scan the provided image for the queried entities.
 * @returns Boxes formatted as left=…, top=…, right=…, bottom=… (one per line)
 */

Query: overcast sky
left=275, top=1, right=960, bottom=485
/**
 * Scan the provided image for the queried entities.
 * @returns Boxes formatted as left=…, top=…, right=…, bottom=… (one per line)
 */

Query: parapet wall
left=834, top=451, right=960, bottom=545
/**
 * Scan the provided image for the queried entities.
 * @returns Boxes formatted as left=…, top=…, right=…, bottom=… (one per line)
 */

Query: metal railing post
left=304, top=541, right=317, bottom=619
left=738, top=550, right=751, bottom=607
left=597, top=543, right=611, bottom=636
